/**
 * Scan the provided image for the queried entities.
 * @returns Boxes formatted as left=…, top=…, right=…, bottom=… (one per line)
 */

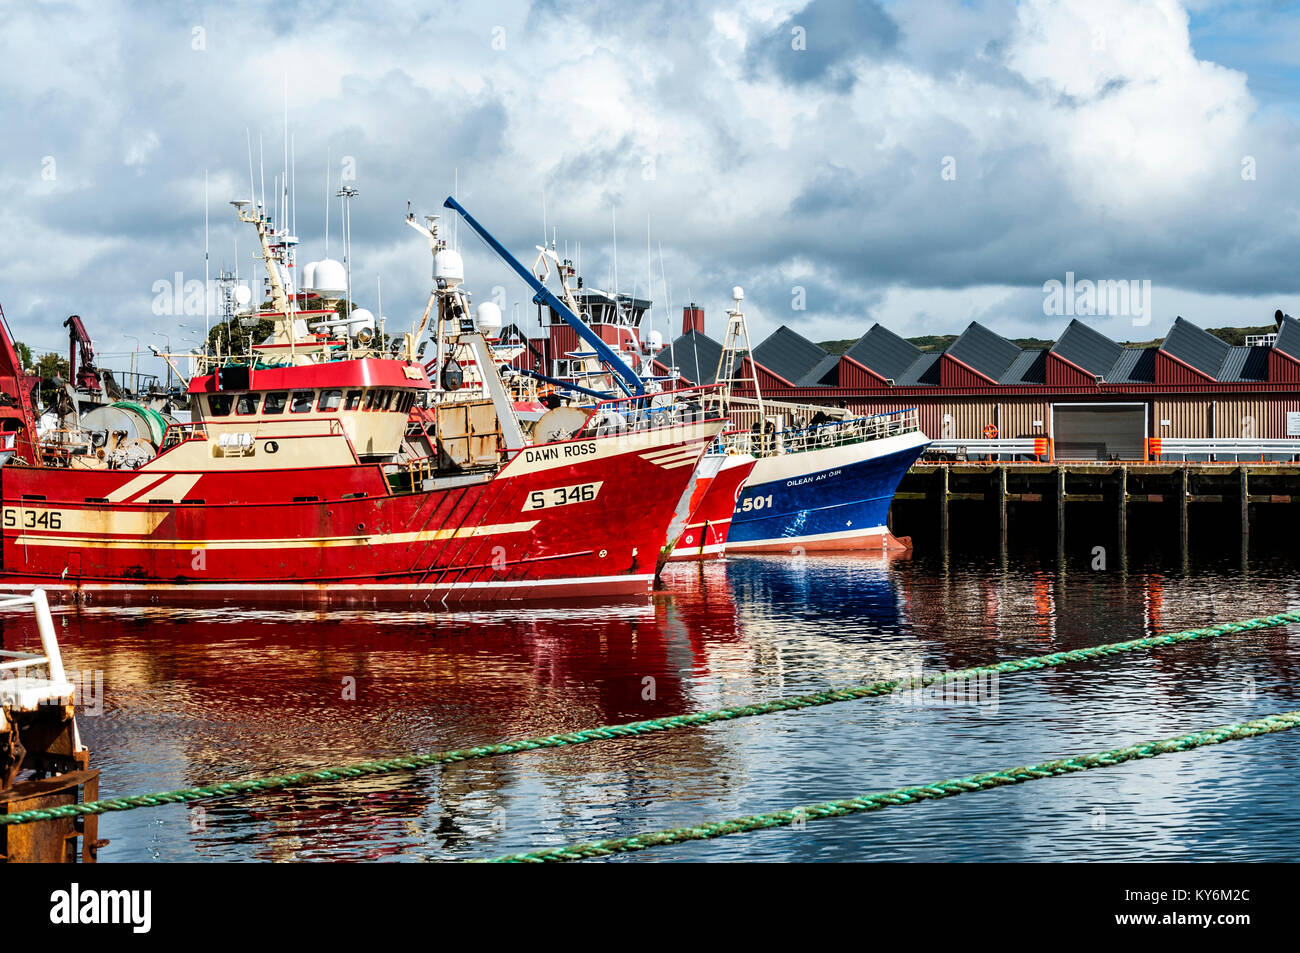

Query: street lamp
left=122, top=334, right=140, bottom=393
left=152, top=330, right=173, bottom=390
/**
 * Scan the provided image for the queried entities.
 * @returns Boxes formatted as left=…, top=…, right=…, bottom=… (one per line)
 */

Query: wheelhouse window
left=363, top=390, right=379, bottom=411
left=344, top=390, right=363, bottom=411
left=207, top=394, right=234, bottom=417
left=318, top=389, right=342, bottom=412
left=263, top=392, right=288, bottom=414
left=236, top=393, right=259, bottom=415
left=291, top=390, right=314, bottom=413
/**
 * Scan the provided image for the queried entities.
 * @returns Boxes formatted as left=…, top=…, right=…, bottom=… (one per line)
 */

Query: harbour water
left=4, top=546, right=1299, bottom=862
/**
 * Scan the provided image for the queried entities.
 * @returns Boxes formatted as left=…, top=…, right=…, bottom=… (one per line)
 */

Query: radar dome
left=300, top=261, right=319, bottom=293
left=433, top=249, right=464, bottom=287
left=732, top=286, right=744, bottom=301
left=347, top=308, right=376, bottom=337
left=234, top=285, right=253, bottom=307
left=646, top=330, right=664, bottom=351
left=313, top=258, right=347, bottom=297
left=475, top=301, right=502, bottom=335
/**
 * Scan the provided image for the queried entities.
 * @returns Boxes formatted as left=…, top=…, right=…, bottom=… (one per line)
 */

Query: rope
left=2, top=609, right=1297, bottom=827
left=481, top=709, right=1300, bottom=862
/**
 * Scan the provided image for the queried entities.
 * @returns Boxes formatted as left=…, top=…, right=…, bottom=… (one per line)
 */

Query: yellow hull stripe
left=12, top=521, right=539, bottom=551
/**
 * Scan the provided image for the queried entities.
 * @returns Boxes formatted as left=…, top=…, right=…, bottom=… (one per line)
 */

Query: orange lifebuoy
left=983, top=423, right=998, bottom=439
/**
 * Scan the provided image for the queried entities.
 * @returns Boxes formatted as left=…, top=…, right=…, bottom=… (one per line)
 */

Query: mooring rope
left=1, top=609, right=1296, bottom=827
left=481, top=709, right=1300, bottom=862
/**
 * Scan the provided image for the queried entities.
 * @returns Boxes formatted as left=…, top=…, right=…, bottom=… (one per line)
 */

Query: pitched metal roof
left=1274, top=313, right=1300, bottom=359
left=1105, top=347, right=1157, bottom=383
left=945, top=322, right=1022, bottom=381
left=1218, top=345, right=1270, bottom=382
left=752, top=325, right=829, bottom=384
left=896, top=352, right=942, bottom=386
left=843, top=323, right=921, bottom=382
left=999, top=349, right=1048, bottom=385
left=1050, top=319, right=1122, bottom=376
left=1160, top=316, right=1228, bottom=378
left=797, top=353, right=841, bottom=386
left=659, top=330, right=722, bottom=385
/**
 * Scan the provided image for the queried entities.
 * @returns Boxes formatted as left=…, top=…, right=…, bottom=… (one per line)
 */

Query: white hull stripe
left=0, top=573, right=654, bottom=594
left=105, top=473, right=169, bottom=503
left=729, top=524, right=890, bottom=549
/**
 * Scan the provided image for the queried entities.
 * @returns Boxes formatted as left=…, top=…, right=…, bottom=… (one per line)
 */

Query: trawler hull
left=725, top=431, right=930, bottom=553
left=666, top=452, right=756, bottom=561
left=0, top=421, right=722, bottom=605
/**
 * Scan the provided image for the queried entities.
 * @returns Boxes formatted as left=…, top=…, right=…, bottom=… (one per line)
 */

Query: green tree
left=13, top=340, right=33, bottom=369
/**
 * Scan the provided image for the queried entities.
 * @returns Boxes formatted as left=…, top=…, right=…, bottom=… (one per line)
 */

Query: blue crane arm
left=442, top=196, right=643, bottom=397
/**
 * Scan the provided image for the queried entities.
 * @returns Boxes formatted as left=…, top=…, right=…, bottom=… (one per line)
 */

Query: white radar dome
left=646, top=330, right=664, bottom=351
left=433, top=249, right=464, bottom=287
left=475, top=301, right=502, bottom=335
left=301, top=261, right=319, bottom=293
left=732, top=286, right=744, bottom=301
left=347, top=308, right=376, bottom=336
left=313, top=258, right=347, bottom=297
left=234, top=285, right=253, bottom=307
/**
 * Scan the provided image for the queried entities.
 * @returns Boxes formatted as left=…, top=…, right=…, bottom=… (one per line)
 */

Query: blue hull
left=728, top=436, right=929, bottom=551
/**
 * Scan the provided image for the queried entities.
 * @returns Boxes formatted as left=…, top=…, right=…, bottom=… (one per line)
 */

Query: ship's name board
left=786, top=468, right=842, bottom=488
left=522, top=441, right=598, bottom=465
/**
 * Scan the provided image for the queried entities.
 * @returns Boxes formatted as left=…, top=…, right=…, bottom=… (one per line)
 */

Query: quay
left=889, top=461, right=1300, bottom=558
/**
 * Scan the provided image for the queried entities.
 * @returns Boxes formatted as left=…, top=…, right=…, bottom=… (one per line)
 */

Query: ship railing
left=717, top=408, right=921, bottom=456
left=160, top=421, right=208, bottom=449
left=0, top=590, right=77, bottom=716
left=572, top=384, right=726, bottom=439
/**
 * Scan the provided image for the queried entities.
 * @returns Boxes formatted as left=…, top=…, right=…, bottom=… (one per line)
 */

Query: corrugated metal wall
left=1045, top=354, right=1096, bottom=388
left=838, top=357, right=886, bottom=389
left=1210, top=397, right=1271, bottom=438
left=1150, top=398, right=1209, bottom=438
left=1147, top=397, right=1272, bottom=438
left=939, top=355, right=995, bottom=388
left=1268, top=398, right=1300, bottom=438
left=997, top=400, right=1052, bottom=438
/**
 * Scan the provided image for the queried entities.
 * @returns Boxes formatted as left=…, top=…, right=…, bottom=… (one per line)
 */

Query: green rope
left=2, top=609, right=1297, bottom=827
left=482, top=709, right=1300, bottom=863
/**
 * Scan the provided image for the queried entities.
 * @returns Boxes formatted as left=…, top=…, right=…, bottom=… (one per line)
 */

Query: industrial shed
left=653, top=308, right=1300, bottom=461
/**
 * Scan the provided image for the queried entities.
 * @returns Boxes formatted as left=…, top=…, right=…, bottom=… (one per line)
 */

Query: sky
left=4, top=0, right=1300, bottom=379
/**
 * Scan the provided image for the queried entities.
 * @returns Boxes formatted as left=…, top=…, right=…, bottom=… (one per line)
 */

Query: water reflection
left=2, top=548, right=1299, bottom=861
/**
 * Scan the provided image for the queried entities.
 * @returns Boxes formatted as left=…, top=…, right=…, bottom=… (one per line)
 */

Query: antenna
left=204, top=170, right=210, bottom=341
left=611, top=205, right=618, bottom=296
left=324, top=148, right=331, bottom=254
left=336, top=184, right=359, bottom=323
left=259, top=132, right=266, bottom=213
left=246, top=129, right=255, bottom=207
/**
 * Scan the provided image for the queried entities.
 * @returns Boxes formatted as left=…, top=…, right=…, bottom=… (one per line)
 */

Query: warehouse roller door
left=1052, top=403, right=1147, bottom=461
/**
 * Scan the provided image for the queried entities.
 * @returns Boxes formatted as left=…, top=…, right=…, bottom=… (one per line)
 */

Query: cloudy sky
left=3, top=0, right=1300, bottom=378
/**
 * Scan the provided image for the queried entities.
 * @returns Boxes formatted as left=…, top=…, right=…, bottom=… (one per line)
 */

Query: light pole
left=336, top=185, right=358, bottom=323
left=152, top=330, right=173, bottom=390
left=122, top=334, right=140, bottom=393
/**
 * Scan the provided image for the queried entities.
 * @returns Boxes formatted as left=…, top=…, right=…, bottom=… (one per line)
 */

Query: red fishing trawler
left=665, top=450, right=755, bottom=561
left=0, top=199, right=723, bottom=604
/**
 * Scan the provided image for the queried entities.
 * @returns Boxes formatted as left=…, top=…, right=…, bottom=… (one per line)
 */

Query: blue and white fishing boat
left=712, top=289, right=930, bottom=552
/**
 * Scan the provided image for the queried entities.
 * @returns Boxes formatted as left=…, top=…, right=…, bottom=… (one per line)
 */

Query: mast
left=715, top=286, right=763, bottom=422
